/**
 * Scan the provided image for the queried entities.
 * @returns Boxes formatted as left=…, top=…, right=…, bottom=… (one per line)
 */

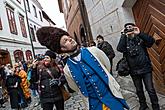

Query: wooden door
left=0, top=49, right=11, bottom=66
left=133, top=0, right=165, bottom=95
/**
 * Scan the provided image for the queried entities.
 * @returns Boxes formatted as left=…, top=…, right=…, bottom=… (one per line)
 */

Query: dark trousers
left=42, top=100, right=64, bottom=110
left=131, top=72, right=160, bottom=110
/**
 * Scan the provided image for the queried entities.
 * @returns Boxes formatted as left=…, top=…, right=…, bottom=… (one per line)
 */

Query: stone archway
left=0, top=49, right=11, bottom=66
left=13, top=50, right=24, bottom=63
left=80, top=24, right=88, bottom=47
left=25, top=50, right=32, bottom=61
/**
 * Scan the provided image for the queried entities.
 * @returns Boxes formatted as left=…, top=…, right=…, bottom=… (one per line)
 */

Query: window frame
left=25, top=0, right=30, bottom=12
left=30, top=27, right=36, bottom=42
left=39, top=11, right=43, bottom=21
left=6, top=5, right=17, bottom=34
left=33, top=5, right=37, bottom=18
left=19, top=14, right=27, bottom=37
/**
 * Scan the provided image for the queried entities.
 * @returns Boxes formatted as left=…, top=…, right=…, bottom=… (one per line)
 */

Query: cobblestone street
left=1, top=72, right=165, bottom=110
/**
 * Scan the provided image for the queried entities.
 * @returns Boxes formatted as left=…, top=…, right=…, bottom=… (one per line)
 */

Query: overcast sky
left=38, top=0, right=66, bottom=29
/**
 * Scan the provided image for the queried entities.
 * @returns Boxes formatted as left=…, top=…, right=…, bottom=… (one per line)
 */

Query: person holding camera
left=117, top=23, right=160, bottom=110
left=32, top=50, right=66, bottom=110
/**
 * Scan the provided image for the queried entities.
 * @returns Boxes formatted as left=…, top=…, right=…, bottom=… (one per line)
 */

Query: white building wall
left=0, top=0, right=33, bottom=64
left=0, top=0, right=31, bottom=43
left=26, top=0, right=48, bottom=54
left=0, top=0, right=52, bottom=64
left=84, top=0, right=137, bottom=67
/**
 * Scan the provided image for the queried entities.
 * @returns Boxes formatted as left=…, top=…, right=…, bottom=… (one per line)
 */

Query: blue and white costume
left=64, top=47, right=129, bottom=110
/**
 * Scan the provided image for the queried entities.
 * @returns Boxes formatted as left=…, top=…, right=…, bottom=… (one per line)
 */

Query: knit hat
left=45, top=50, right=56, bottom=59
left=124, top=23, right=136, bottom=28
left=36, top=26, right=69, bottom=53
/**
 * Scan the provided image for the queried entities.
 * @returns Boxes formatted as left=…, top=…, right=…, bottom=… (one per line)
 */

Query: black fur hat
left=36, top=26, right=69, bottom=53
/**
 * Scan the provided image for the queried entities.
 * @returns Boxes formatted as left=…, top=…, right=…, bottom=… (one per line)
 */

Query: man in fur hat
left=36, top=26, right=129, bottom=110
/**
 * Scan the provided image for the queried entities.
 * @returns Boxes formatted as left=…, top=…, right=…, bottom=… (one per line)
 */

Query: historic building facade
left=58, top=0, right=93, bottom=46
left=0, top=0, right=55, bottom=65
left=58, top=0, right=165, bottom=94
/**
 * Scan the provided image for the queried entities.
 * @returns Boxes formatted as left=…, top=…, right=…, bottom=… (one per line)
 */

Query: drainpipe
left=23, top=0, right=35, bottom=58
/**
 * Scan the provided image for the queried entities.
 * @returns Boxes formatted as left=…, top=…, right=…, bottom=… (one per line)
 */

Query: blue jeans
left=131, top=72, right=160, bottom=110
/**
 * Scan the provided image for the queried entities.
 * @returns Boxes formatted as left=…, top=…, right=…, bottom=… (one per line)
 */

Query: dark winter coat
left=5, top=75, right=27, bottom=109
left=36, top=65, right=65, bottom=104
left=0, top=67, right=6, bottom=81
left=117, top=32, right=155, bottom=75
left=97, top=41, right=115, bottom=61
left=29, top=67, right=38, bottom=90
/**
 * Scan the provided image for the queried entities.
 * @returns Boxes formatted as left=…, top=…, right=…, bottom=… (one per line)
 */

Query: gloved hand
left=49, top=79, right=61, bottom=87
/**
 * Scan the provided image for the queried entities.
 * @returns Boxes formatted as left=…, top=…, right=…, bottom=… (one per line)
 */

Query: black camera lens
left=124, top=29, right=128, bottom=33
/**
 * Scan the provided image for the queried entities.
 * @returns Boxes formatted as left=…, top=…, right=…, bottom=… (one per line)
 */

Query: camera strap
left=46, top=68, right=63, bottom=82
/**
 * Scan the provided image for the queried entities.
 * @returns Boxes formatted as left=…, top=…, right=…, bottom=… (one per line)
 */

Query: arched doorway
left=25, top=50, right=32, bottom=61
left=74, top=32, right=80, bottom=45
left=133, top=0, right=165, bottom=95
left=80, top=25, right=88, bottom=47
left=13, top=50, right=24, bottom=62
left=0, top=49, right=11, bottom=66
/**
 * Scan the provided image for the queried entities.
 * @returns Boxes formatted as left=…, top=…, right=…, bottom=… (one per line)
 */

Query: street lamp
left=23, top=0, right=35, bottom=58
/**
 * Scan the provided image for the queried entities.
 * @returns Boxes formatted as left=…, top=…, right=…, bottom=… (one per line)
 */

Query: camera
left=124, top=28, right=134, bottom=33
left=36, top=56, right=45, bottom=61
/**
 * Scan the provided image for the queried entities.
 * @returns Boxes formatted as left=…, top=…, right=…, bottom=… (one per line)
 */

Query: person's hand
left=121, top=28, right=125, bottom=35
left=49, top=79, right=59, bottom=87
left=121, top=28, right=134, bottom=36
left=126, top=31, right=134, bottom=35
left=133, top=26, right=140, bottom=35
left=32, top=59, right=39, bottom=68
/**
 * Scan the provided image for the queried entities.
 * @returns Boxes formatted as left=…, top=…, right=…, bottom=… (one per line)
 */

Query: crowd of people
left=0, top=51, right=71, bottom=110
left=0, top=23, right=160, bottom=110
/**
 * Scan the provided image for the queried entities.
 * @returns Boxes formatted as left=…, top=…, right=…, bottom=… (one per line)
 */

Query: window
left=25, top=50, right=32, bottom=60
left=39, top=11, right=43, bottom=21
left=34, top=25, right=36, bottom=31
left=14, top=50, right=24, bottom=63
left=17, top=0, right=21, bottom=3
left=0, top=18, right=2, bottom=30
left=6, top=5, right=17, bottom=34
left=33, top=5, right=37, bottom=17
left=30, top=27, right=36, bottom=41
left=19, top=14, right=27, bottom=37
left=25, top=0, right=30, bottom=12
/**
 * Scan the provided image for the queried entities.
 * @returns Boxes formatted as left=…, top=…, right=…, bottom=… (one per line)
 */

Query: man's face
left=97, top=38, right=103, bottom=44
left=125, top=25, right=134, bottom=35
left=60, top=35, right=78, bottom=53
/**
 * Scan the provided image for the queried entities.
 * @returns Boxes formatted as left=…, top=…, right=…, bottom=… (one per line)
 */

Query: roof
left=42, top=11, right=56, bottom=25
